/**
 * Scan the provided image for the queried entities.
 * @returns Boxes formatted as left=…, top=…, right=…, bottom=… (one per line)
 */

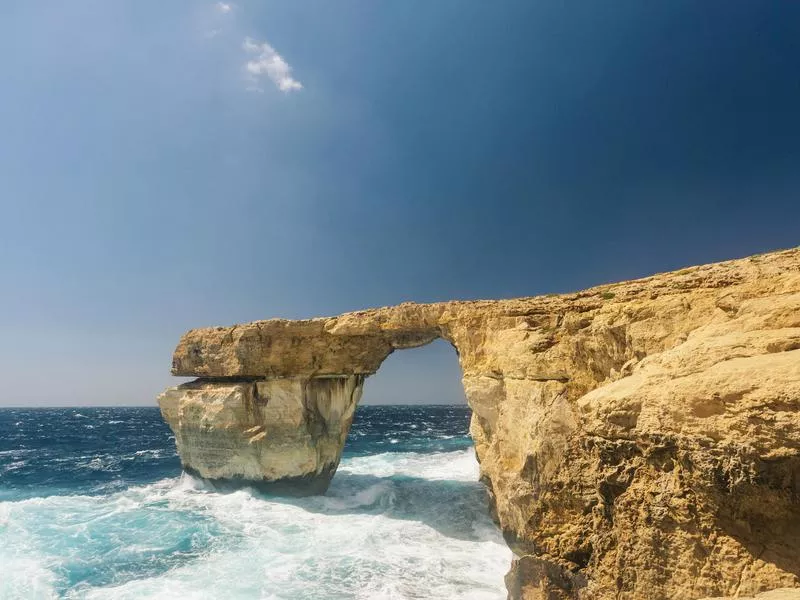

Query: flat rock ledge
left=158, top=247, right=800, bottom=600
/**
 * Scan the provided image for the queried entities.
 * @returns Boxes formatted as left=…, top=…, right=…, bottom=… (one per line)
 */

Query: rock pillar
left=158, top=375, right=364, bottom=495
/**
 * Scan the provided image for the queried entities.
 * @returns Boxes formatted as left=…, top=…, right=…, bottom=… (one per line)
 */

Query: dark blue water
left=0, top=406, right=509, bottom=599
left=0, top=408, right=177, bottom=501
left=0, top=406, right=472, bottom=500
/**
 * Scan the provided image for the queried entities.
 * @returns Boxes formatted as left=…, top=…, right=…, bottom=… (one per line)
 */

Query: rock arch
left=158, top=248, right=800, bottom=599
left=159, top=305, right=457, bottom=493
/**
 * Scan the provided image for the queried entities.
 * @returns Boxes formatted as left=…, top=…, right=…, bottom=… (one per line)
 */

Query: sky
left=0, top=1, right=798, bottom=406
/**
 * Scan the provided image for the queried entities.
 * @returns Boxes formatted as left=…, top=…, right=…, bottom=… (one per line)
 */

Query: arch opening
left=324, top=338, right=511, bottom=595
left=341, top=338, right=471, bottom=457
left=363, top=338, right=467, bottom=407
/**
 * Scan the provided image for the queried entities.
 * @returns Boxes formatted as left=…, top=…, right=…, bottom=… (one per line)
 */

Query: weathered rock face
left=158, top=247, right=800, bottom=599
left=159, top=375, right=363, bottom=494
left=700, top=590, right=800, bottom=600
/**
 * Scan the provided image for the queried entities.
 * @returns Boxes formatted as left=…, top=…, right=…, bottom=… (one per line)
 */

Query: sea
left=0, top=405, right=511, bottom=599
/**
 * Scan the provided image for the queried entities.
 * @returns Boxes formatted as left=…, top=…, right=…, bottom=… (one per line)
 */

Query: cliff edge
left=158, top=247, right=800, bottom=599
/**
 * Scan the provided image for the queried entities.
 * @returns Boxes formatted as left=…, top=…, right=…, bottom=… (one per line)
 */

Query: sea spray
left=0, top=407, right=511, bottom=600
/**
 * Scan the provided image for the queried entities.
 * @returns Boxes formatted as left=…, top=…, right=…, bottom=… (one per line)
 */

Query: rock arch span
left=158, top=248, right=800, bottom=599
left=159, top=307, right=459, bottom=494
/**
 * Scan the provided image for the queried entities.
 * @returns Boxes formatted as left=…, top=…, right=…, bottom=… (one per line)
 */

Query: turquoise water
left=0, top=406, right=510, bottom=599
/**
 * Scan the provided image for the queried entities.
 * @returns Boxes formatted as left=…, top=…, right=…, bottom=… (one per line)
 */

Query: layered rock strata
left=158, top=247, right=800, bottom=599
left=158, top=375, right=363, bottom=494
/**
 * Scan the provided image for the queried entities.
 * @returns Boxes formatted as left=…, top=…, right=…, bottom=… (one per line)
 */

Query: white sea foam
left=1, top=460, right=27, bottom=474
left=0, top=449, right=35, bottom=457
left=341, top=447, right=482, bottom=481
left=133, top=449, right=163, bottom=458
left=0, top=556, right=59, bottom=600
left=0, top=502, right=60, bottom=600
left=0, top=449, right=511, bottom=599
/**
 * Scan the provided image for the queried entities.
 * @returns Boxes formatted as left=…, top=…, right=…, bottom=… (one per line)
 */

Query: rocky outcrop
left=158, top=247, right=800, bottom=599
left=159, top=375, right=363, bottom=493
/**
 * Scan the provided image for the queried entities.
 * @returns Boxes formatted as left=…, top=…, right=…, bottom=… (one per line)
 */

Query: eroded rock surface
left=158, top=247, right=800, bottom=599
left=159, top=376, right=363, bottom=494
left=700, top=590, right=800, bottom=600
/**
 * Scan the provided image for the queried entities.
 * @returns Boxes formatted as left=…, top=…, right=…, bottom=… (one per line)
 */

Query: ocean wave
left=133, top=449, right=163, bottom=459
left=0, top=556, right=59, bottom=600
left=0, top=406, right=508, bottom=599
left=340, top=447, right=481, bottom=482
left=74, top=455, right=122, bottom=473
left=0, top=449, right=35, bottom=458
left=1, top=460, right=27, bottom=474
left=0, top=449, right=509, bottom=599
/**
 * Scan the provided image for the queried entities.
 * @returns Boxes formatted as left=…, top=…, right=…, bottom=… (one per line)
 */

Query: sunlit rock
left=159, top=375, right=363, bottom=495
left=159, top=247, right=800, bottom=599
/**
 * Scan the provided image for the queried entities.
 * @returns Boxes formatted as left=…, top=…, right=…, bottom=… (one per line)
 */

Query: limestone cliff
left=158, top=247, right=800, bottom=600
left=159, top=375, right=363, bottom=493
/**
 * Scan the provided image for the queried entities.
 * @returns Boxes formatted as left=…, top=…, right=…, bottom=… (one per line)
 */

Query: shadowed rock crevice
left=158, top=247, right=800, bottom=600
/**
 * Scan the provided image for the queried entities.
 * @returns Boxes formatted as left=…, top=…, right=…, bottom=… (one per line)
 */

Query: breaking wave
left=0, top=407, right=510, bottom=599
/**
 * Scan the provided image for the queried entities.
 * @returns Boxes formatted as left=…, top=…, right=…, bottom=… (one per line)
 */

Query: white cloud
left=216, top=2, right=232, bottom=13
left=242, top=37, right=303, bottom=93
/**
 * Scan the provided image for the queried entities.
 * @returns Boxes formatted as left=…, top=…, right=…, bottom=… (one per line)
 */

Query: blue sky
left=1, top=1, right=798, bottom=406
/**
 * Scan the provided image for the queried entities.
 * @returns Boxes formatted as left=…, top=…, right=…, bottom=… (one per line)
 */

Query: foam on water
left=1, top=450, right=509, bottom=599
left=0, top=406, right=511, bottom=599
